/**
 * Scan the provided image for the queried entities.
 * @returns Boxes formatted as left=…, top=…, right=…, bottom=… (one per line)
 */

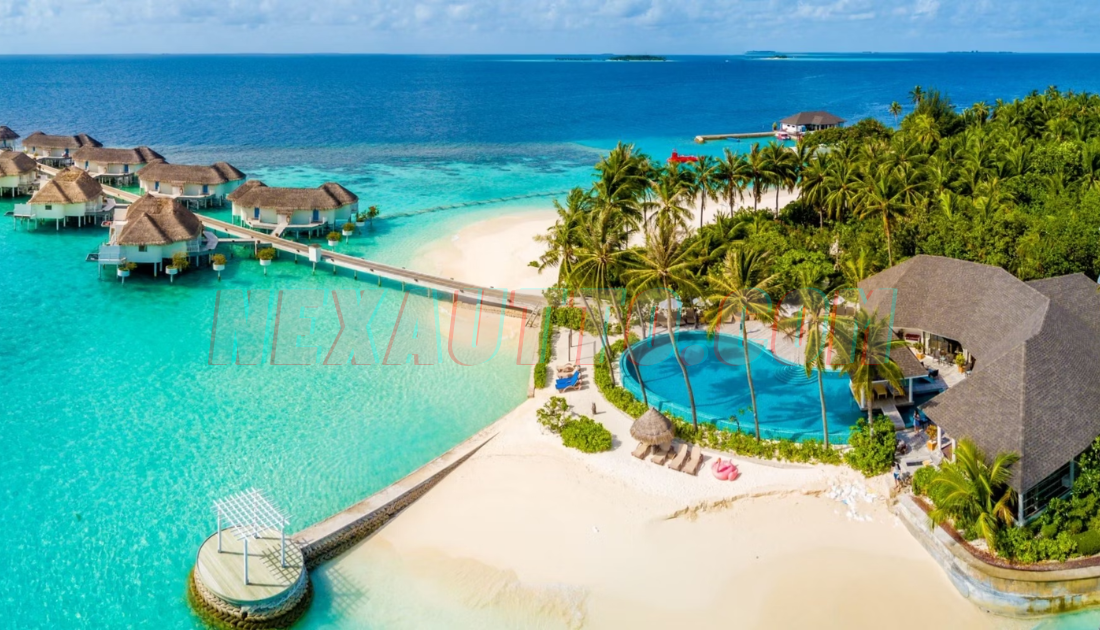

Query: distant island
left=553, top=55, right=667, bottom=62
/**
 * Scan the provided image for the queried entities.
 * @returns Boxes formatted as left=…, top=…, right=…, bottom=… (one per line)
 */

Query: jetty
left=694, top=131, right=775, bottom=144
left=36, top=164, right=544, bottom=312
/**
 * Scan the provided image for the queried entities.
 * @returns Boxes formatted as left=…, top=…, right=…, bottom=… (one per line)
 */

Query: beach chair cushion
left=683, top=447, right=704, bottom=475
left=632, top=442, right=652, bottom=459
left=667, top=443, right=689, bottom=471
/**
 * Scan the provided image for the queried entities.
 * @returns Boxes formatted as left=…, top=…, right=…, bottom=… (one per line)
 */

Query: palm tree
left=799, top=156, right=830, bottom=227
left=909, top=85, right=924, bottom=105
left=645, top=169, right=692, bottom=231
left=704, top=246, right=776, bottom=440
left=971, top=101, right=990, bottom=125
left=572, top=206, right=634, bottom=390
left=692, top=155, right=721, bottom=228
left=625, top=222, right=702, bottom=428
left=777, top=269, right=839, bottom=446
left=592, top=142, right=649, bottom=228
left=830, top=308, right=906, bottom=425
left=823, top=157, right=861, bottom=222
left=889, top=101, right=903, bottom=127
left=760, top=142, right=797, bottom=216
left=745, top=143, right=769, bottom=211
left=719, top=148, right=751, bottom=214
left=928, top=439, right=1020, bottom=549
left=839, top=248, right=877, bottom=288
left=535, top=188, right=592, bottom=284
left=856, top=165, right=907, bottom=267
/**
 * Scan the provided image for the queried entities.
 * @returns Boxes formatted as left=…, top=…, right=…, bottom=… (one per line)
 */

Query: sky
left=1, top=0, right=1098, bottom=55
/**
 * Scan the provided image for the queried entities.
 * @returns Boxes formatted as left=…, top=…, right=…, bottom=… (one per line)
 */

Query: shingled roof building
left=228, top=180, right=358, bottom=237
left=780, top=111, right=845, bottom=135
left=859, top=255, right=1100, bottom=519
left=0, top=126, right=19, bottom=150
left=136, top=161, right=246, bottom=209
left=23, top=167, right=112, bottom=228
left=98, top=194, right=217, bottom=276
left=23, top=132, right=102, bottom=165
left=0, top=150, right=37, bottom=197
left=73, top=146, right=164, bottom=186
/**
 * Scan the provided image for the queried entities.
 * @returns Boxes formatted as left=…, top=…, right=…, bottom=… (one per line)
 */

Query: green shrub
left=551, top=306, right=591, bottom=331
left=536, top=397, right=571, bottom=434
left=995, top=527, right=1077, bottom=563
left=1073, top=530, right=1100, bottom=557
left=912, top=466, right=937, bottom=496
left=560, top=417, right=613, bottom=453
left=532, top=307, right=555, bottom=389
left=844, top=416, right=896, bottom=477
left=256, top=247, right=277, bottom=261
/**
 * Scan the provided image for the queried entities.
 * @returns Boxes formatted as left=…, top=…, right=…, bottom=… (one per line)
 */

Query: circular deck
left=195, top=528, right=305, bottom=608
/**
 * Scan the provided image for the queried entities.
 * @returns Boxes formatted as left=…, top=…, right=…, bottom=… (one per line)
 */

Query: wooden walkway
left=37, top=164, right=544, bottom=311
left=694, top=131, right=775, bottom=143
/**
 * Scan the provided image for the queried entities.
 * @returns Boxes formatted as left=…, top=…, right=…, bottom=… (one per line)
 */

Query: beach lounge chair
left=682, top=446, right=704, bottom=476
left=683, top=309, right=696, bottom=328
left=667, top=443, right=689, bottom=471
left=632, top=442, right=652, bottom=459
left=555, top=371, right=581, bottom=392
left=873, top=383, right=888, bottom=400
left=650, top=447, right=671, bottom=466
left=556, top=363, right=578, bottom=377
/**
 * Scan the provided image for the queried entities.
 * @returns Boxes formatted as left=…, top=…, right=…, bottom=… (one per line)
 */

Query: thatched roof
left=861, top=255, right=1100, bottom=492
left=630, top=408, right=674, bottom=445
left=0, top=126, right=19, bottom=141
left=136, top=160, right=245, bottom=185
left=115, top=195, right=203, bottom=246
left=29, top=167, right=102, bottom=204
left=72, top=146, right=163, bottom=164
left=227, top=180, right=358, bottom=214
left=22, top=132, right=101, bottom=150
left=0, top=151, right=36, bottom=176
left=780, top=111, right=845, bottom=126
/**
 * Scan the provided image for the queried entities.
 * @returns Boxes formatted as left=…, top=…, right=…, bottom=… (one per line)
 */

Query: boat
left=669, top=151, right=698, bottom=164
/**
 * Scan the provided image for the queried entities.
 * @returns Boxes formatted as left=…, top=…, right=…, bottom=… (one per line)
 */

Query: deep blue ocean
left=2, top=54, right=1099, bottom=629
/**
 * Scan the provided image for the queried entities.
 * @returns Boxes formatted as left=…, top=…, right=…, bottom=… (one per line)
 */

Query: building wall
left=118, top=241, right=192, bottom=264
left=0, top=173, right=33, bottom=188
left=31, top=199, right=103, bottom=219
left=140, top=180, right=242, bottom=198
left=26, top=147, right=72, bottom=159
left=233, top=203, right=354, bottom=227
left=84, top=160, right=145, bottom=175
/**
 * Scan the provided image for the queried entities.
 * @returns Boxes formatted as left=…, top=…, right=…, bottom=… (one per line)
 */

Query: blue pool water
left=3, top=54, right=1100, bottom=628
left=620, top=331, right=864, bottom=442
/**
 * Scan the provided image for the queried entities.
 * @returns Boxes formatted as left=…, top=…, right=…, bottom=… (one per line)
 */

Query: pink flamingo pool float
left=711, top=458, right=740, bottom=481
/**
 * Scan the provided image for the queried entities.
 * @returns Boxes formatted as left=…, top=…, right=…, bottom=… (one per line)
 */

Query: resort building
left=136, top=161, right=246, bottom=209
left=21, top=167, right=113, bottom=228
left=860, top=255, right=1100, bottom=521
left=0, top=150, right=37, bottom=197
left=72, top=146, right=164, bottom=186
left=0, top=126, right=19, bottom=150
left=98, top=194, right=217, bottom=274
left=228, top=180, right=358, bottom=237
left=779, top=111, right=845, bottom=135
left=22, top=132, right=102, bottom=166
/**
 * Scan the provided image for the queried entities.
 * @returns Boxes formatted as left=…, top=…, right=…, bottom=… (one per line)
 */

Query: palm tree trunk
left=883, top=214, right=894, bottom=267
left=665, top=291, right=698, bottom=428
left=817, top=368, right=829, bottom=448
left=700, top=193, right=705, bottom=229
left=577, top=290, right=616, bottom=387
left=741, top=320, right=762, bottom=440
left=612, top=297, right=648, bottom=406
left=775, top=185, right=780, bottom=215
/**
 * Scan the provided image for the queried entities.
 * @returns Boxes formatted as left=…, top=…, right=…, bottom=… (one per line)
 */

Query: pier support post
left=243, top=538, right=249, bottom=585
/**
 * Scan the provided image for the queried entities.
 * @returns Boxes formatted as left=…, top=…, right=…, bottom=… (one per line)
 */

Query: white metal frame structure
left=213, top=489, right=290, bottom=585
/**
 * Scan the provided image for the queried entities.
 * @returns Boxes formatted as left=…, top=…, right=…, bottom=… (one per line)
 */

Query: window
left=84, top=161, right=89, bottom=169
left=123, top=165, right=129, bottom=174
left=1023, top=461, right=1074, bottom=520
left=154, top=181, right=160, bottom=191
left=45, top=205, right=52, bottom=210
left=202, top=185, right=209, bottom=194
left=254, top=208, right=260, bottom=219
left=138, top=245, right=147, bottom=253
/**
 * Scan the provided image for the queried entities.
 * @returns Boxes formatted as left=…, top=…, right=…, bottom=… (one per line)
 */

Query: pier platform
left=195, top=528, right=305, bottom=607
left=694, top=131, right=775, bottom=143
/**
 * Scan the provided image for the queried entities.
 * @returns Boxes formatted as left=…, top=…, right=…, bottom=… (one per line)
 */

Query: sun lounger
left=667, top=443, right=689, bottom=471
left=555, top=371, right=581, bottom=392
left=682, top=446, right=704, bottom=476
left=873, top=383, right=888, bottom=399
left=650, top=447, right=672, bottom=465
left=632, top=442, right=652, bottom=459
left=556, top=363, right=577, bottom=376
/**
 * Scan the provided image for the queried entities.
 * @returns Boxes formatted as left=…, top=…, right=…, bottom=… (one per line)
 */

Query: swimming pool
left=619, top=331, right=864, bottom=443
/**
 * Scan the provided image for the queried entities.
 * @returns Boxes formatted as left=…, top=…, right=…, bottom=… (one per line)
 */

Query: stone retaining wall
left=896, top=494, right=1100, bottom=617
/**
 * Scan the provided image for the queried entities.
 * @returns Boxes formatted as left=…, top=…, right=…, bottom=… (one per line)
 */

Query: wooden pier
left=37, top=164, right=544, bottom=312
left=694, top=131, right=775, bottom=143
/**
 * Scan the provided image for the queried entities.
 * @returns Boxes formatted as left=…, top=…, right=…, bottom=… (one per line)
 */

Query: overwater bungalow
left=136, top=161, right=246, bottom=208
left=860, top=255, right=1100, bottom=521
left=0, top=126, right=19, bottom=150
left=72, top=146, right=164, bottom=186
left=0, top=150, right=37, bottom=197
left=22, top=132, right=102, bottom=166
left=97, top=194, right=217, bottom=275
left=779, top=111, right=845, bottom=136
left=20, top=167, right=113, bottom=228
left=228, top=180, right=358, bottom=237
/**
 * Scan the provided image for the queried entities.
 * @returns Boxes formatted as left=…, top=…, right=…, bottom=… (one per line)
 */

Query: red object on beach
left=669, top=151, right=698, bottom=164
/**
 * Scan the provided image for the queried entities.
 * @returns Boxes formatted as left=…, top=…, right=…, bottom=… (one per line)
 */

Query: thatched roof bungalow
left=0, top=150, right=37, bottom=196
left=73, top=146, right=164, bottom=182
left=228, top=180, right=358, bottom=233
left=779, top=111, right=845, bottom=135
left=0, top=126, right=19, bottom=150
left=101, top=194, right=215, bottom=271
left=136, top=161, right=246, bottom=208
left=859, top=255, right=1100, bottom=520
left=23, top=132, right=101, bottom=162
left=26, top=167, right=109, bottom=225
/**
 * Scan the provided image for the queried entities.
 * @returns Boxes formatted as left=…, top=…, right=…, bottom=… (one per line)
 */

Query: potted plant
left=165, top=251, right=190, bottom=282
left=354, top=212, right=366, bottom=228
left=211, top=253, right=227, bottom=272
left=366, top=205, right=379, bottom=226
left=257, top=247, right=276, bottom=274
left=913, top=341, right=925, bottom=360
left=954, top=352, right=966, bottom=373
left=342, top=222, right=355, bottom=240
left=326, top=231, right=341, bottom=247
left=117, top=261, right=137, bottom=283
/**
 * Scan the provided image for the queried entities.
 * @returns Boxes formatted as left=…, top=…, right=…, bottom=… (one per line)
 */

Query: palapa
left=630, top=408, right=674, bottom=445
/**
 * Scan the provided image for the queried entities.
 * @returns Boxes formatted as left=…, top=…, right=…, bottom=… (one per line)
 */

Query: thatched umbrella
left=631, top=408, right=674, bottom=447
